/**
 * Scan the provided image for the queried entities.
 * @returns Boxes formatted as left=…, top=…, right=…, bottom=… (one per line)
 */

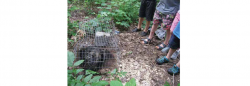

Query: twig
left=173, top=74, right=175, bottom=86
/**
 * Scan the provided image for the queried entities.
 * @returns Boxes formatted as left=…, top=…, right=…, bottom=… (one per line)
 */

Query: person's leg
left=133, top=0, right=146, bottom=32
left=170, top=49, right=180, bottom=59
left=161, top=12, right=180, bottom=51
left=148, top=23, right=158, bottom=39
left=141, top=20, right=150, bottom=36
left=165, top=48, right=177, bottom=59
left=156, top=29, right=171, bottom=49
left=176, top=60, right=180, bottom=68
left=149, top=10, right=161, bottom=39
left=141, top=10, right=161, bottom=44
left=144, top=20, right=150, bottom=32
left=163, top=29, right=171, bottom=45
left=138, top=17, right=144, bottom=29
left=141, top=0, right=156, bottom=36
left=141, top=23, right=158, bottom=44
left=156, top=34, right=180, bottom=65
left=155, top=13, right=175, bottom=50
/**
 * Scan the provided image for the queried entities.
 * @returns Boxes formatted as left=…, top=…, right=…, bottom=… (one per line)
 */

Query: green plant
left=107, top=69, right=136, bottom=86
left=68, top=1, right=81, bottom=48
left=95, top=0, right=140, bottom=29
left=164, top=81, right=170, bottom=86
left=107, top=69, right=127, bottom=81
left=79, top=15, right=113, bottom=34
left=68, top=51, right=137, bottom=86
left=164, top=81, right=180, bottom=86
left=68, top=51, right=109, bottom=86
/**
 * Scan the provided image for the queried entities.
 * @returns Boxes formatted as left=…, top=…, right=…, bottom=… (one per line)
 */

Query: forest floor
left=116, top=28, right=180, bottom=86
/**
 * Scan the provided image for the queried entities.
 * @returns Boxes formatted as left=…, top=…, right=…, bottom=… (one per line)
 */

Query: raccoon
left=79, top=47, right=104, bottom=70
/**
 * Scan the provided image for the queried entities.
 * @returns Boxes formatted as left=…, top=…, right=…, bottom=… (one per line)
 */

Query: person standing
left=141, top=0, right=180, bottom=51
left=132, top=0, right=157, bottom=36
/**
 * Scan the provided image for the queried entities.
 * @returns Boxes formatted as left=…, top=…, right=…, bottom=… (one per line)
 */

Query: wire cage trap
left=73, top=18, right=120, bottom=71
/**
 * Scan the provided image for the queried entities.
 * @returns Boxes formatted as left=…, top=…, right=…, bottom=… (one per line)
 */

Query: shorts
left=153, top=10, right=176, bottom=30
left=168, top=34, right=180, bottom=49
left=139, top=0, right=156, bottom=21
left=170, top=11, right=180, bottom=32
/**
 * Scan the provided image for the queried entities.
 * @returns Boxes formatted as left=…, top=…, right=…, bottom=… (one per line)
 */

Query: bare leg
left=176, top=60, right=180, bottom=68
left=141, top=23, right=158, bottom=44
left=148, top=23, right=159, bottom=39
left=163, top=29, right=171, bottom=45
left=144, top=20, right=150, bottom=32
left=165, top=48, right=177, bottom=60
left=156, top=29, right=171, bottom=49
left=138, top=17, right=144, bottom=29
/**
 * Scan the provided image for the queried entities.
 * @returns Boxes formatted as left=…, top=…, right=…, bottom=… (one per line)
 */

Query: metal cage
left=73, top=18, right=120, bottom=71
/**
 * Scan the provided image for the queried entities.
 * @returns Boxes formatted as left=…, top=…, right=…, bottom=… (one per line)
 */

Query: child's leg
left=143, top=20, right=150, bottom=32
left=176, top=60, right=180, bottom=68
left=156, top=34, right=180, bottom=64
left=163, top=29, right=171, bottom=45
left=156, top=29, right=172, bottom=49
left=155, top=13, right=175, bottom=49
left=148, top=23, right=159, bottom=39
left=138, top=17, right=144, bottom=29
left=165, top=48, right=177, bottom=60
left=133, top=0, right=146, bottom=32
left=148, top=10, right=162, bottom=39
left=141, top=10, right=161, bottom=44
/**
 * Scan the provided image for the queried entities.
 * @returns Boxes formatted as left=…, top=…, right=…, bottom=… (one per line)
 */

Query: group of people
left=132, top=0, right=180, bottom=75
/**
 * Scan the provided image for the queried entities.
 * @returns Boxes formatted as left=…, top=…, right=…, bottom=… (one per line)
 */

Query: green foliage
left=68, top=1, right=80, bottom=47
left=68, top=51, right=75, bottom=67
left=94, top=0, right=140, bottom=29
left=74, top=60, right=84, bottom=66
left=108, top=68, right=127, bottom=82
left=110, top=80, right=123, bottom=86
left=164, top=81, right=170, bottom=86
left=125, top=78, right=136, bottom=86
left=80, top=16, right=113, bottom=34
left=68, top=51, right=136, bottom=86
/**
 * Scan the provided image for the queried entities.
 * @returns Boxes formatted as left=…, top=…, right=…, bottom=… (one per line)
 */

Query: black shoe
left=132, top=27, right=142, bottom=32
left=141, top=31, right=149, bottom=36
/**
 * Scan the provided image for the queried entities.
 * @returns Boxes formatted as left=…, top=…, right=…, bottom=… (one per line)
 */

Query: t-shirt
left=170, top=10, right=180, bottom=32
left=173, top=21, right=180, bottom=39
left=156, top=0, right=180, bottom=15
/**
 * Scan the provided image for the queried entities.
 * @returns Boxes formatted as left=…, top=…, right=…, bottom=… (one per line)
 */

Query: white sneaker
left=161, top=47, right=170, bottom=54
left=171, top=49, right=180, bottom=60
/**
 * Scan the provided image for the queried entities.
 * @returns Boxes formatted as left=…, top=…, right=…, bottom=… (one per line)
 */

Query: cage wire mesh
left=73, top=18, right=120, bottom=71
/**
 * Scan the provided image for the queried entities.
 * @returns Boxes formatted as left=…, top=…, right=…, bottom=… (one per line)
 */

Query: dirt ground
left=116, top=29, right=180, bottom=86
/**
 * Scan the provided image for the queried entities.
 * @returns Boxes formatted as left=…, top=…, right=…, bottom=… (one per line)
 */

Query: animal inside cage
left=73, top=18, right=120, bottom=71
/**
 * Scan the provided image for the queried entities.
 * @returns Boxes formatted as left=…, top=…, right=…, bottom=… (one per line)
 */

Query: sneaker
left=167, top=64, right=180, bottom=75
left=161, top=46, right=170, bottom=54
left=156, top=56, right=169, bottom=65
left=171, top=50, right=180, bottom=60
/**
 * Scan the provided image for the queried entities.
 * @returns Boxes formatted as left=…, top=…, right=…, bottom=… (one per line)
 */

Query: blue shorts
left=168, top=34, right=180, bottom=49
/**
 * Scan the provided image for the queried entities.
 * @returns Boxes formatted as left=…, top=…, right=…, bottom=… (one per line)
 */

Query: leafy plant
left=68, top=51, right=109, bottom=86
left=164, top=81, right=170, bottom=86
left=107, top=69, right=127, bottom=81
left=95, top=0, right=140, bottom=29
left=68, top=51, right=136, bottom=86
left=79, top=16, right=113, bottom=34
